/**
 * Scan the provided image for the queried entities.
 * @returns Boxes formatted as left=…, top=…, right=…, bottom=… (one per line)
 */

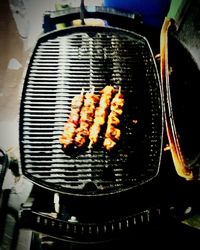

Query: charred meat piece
left=59, top=90, right=84, bottom=148
left=103, top=87, right=124, bottom=151
left=88, top=85, right=115, bottom=148
left=74, top=89, right=99, bottom=147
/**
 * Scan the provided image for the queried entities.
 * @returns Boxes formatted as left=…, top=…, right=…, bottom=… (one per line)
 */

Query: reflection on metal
left=160, top=16, right=194, bottom=180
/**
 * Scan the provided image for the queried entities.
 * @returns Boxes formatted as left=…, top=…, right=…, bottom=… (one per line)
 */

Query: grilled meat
left=103, top=137, right=117, bottom=151
left=74, top=89, right=99, bottom=147
left=60, top=85, right=124, bottom=151
left=103, top=87, right=124, bottom=151
left=88, top=85, right=115, bottom=148
left=59, top=90, right=84, bottom=148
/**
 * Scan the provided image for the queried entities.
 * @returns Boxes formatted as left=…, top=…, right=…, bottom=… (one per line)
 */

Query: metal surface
left=19, top=26, right=163, bottom=196
left=160, top=0, right=197, bottom=180
left=20, top=204, right=162, bottom=243
left=168, top=36, right=200, bottom=169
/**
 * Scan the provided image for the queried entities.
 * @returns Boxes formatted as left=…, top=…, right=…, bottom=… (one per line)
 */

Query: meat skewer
left=103, top=86, right=125, bottom=151
left=74, top=87, right=99, bottom=147
left=59, top=89, right=84, bottom=149
left=88, top=85, right=115, bottom=148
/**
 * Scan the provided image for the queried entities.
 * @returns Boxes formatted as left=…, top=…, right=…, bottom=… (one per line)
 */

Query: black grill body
left=19, top=26, right=163, bottom=196
left=12, top=4, right=200, bottom=248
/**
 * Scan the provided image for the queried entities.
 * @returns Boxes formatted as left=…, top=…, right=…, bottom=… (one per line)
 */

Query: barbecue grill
left=16, top=2, right=200, bottom=248
left=19, top=24, right=163, bottom=196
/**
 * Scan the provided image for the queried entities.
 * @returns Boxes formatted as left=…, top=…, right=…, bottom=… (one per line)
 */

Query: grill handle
left=43, top=6, right=142, bottom=33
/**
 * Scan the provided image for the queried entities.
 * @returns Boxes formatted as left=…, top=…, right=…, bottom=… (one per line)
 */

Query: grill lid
left=19, top=26, right=164, bottom=196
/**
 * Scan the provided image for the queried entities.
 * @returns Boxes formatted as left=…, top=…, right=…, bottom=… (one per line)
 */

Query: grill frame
left=19, top=25, right=164, bottom=196
left=20, top=207, right=163, bottom=243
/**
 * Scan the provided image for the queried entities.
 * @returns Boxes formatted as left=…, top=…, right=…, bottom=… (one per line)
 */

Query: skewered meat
left=105, top=126, right=121, bottom=141
left=103, top=87, right=124, bottom=151
left=59, top=90, right=84, bottom=148
left=88, top=85, right=115, bottom=148
left=103, top=138, right=116, bottom=150
left=74, top=89, right=99, bottom=147
left=59, top=85, right=124, bottom=151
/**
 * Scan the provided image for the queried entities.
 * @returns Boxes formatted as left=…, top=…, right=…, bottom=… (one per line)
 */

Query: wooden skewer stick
left=91, top=85, right=95, bottom=94
left=80, top=88, right=84, bottom=95
left=88, top=141, right=93, bottom=149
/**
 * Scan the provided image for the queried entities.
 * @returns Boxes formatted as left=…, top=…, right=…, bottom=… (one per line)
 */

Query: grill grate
left=20, top=26, right=163, bottom=195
